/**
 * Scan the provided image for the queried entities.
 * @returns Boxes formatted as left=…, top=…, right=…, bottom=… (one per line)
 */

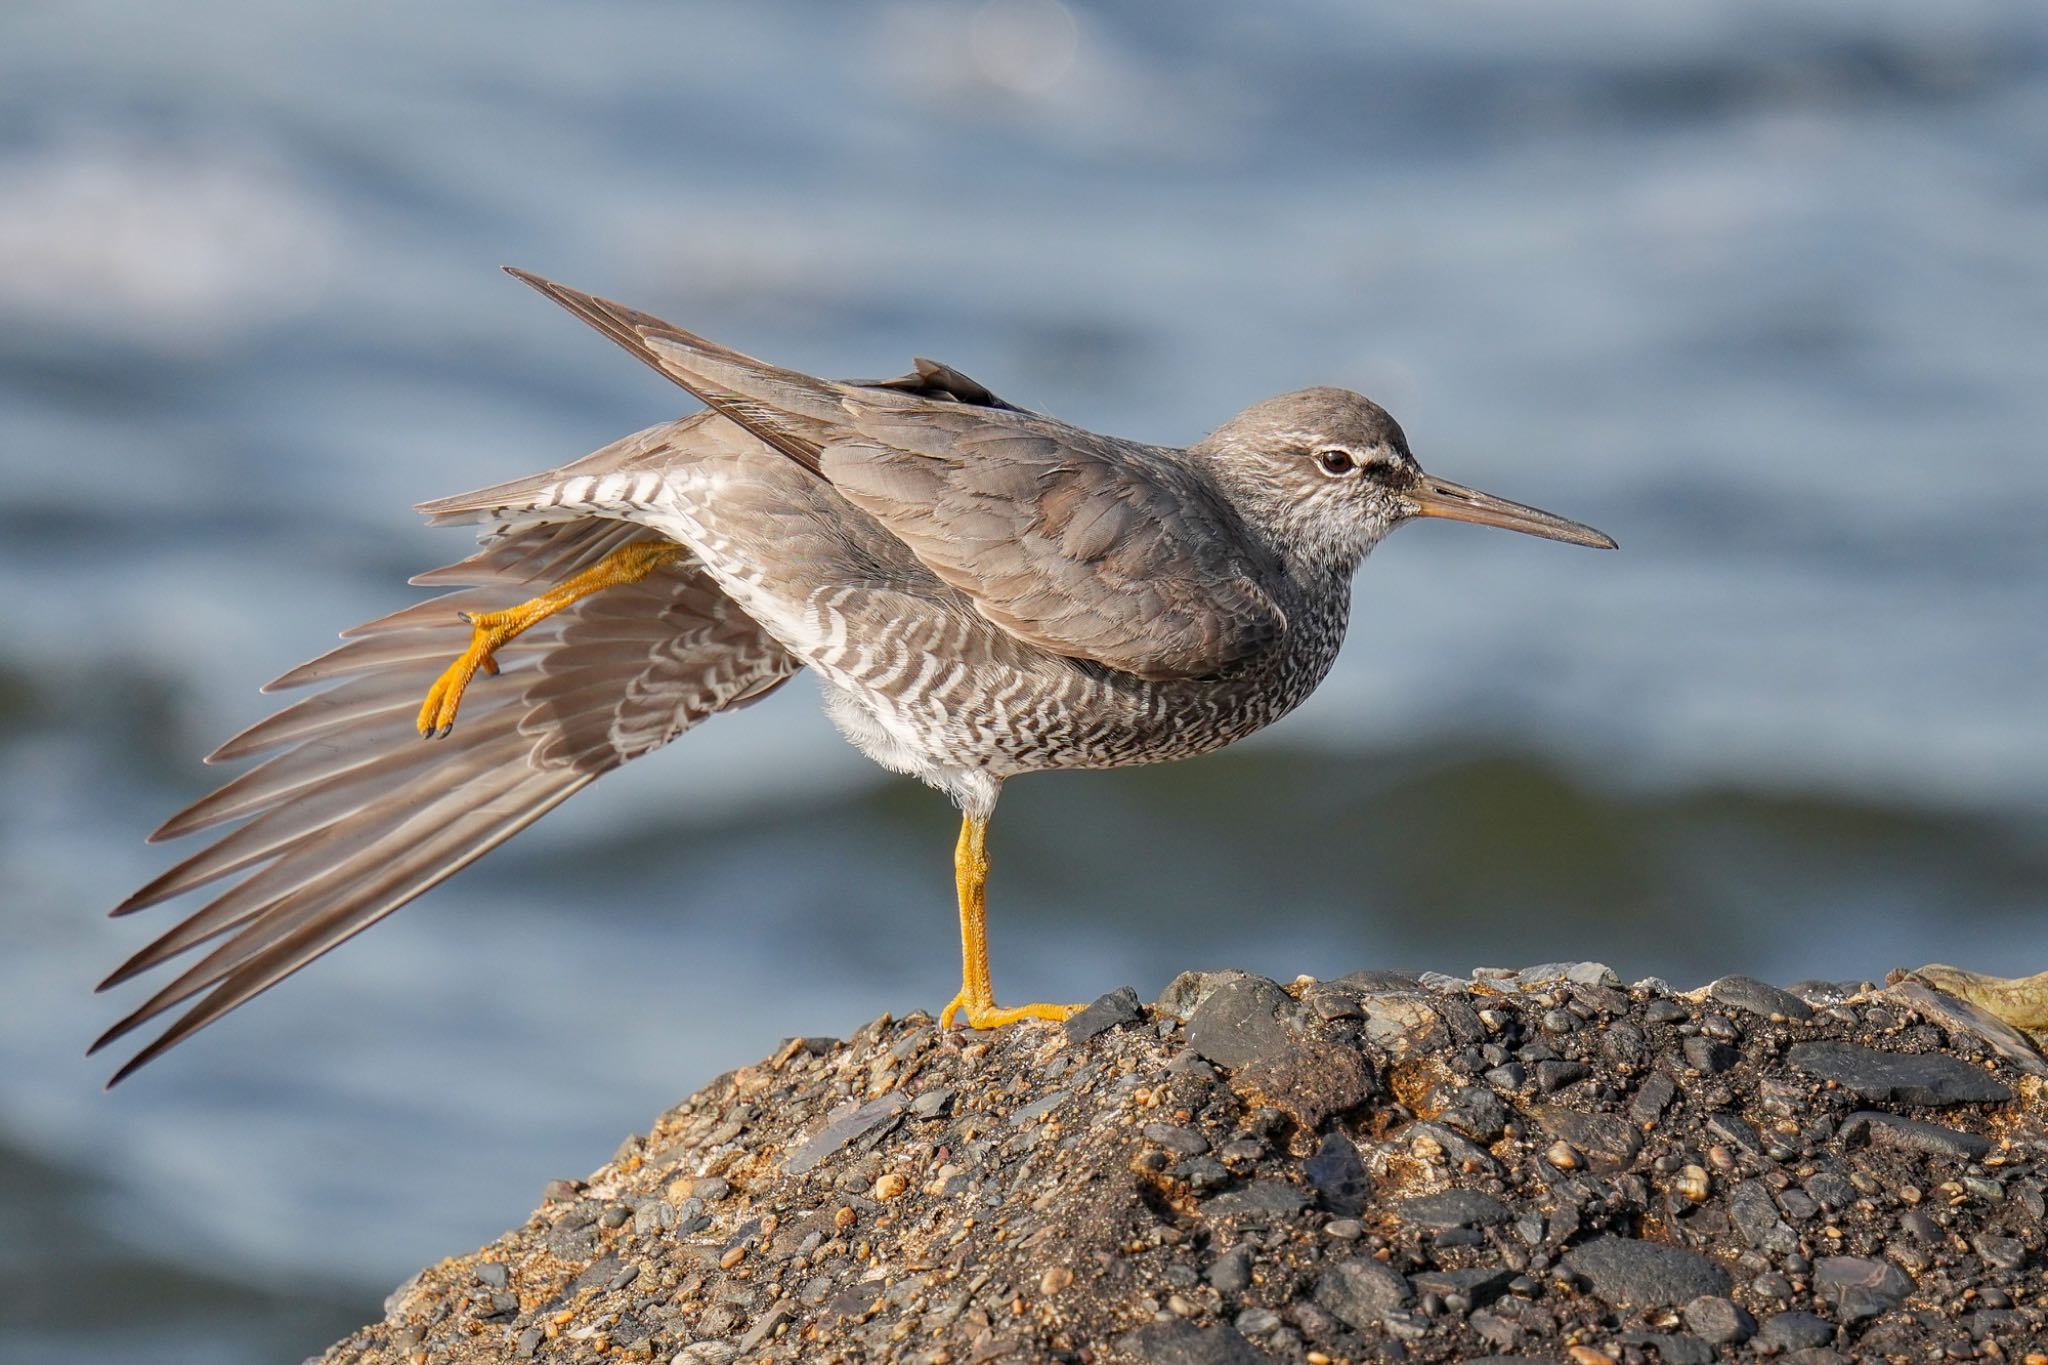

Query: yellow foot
left=414, top=539, right=688, bottom=738
left=939, top=993, right=1085, bottom=1030
left=416, top=608, right=521, bottom=738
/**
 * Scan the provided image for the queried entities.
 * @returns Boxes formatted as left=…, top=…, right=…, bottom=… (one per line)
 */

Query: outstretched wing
left=94, top=518, right=797, bottom=1083
left=508, top=270, right=1286, bottom=681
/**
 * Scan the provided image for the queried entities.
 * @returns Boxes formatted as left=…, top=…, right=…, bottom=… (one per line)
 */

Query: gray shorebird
left=94, top=270, right=1615, bottom=1083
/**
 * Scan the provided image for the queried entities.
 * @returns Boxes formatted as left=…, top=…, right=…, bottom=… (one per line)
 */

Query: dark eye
left=1315, top=447, right=1358, bottom=477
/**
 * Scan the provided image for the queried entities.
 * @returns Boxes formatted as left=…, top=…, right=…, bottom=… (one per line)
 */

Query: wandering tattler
left=94, top=269, right=1615, bottom=1082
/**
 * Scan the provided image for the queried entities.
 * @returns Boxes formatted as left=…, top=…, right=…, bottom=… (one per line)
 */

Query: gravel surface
left=319, top=966, right=2048, bottom=1364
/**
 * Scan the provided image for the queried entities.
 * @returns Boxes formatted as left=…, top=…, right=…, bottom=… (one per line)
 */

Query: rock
left=1682, top=1036, right=1737, bottom=1073
left=1398, top=1189, right=1512, bottom=1229
left=1313, top=1257, right=1412, bottom=1330
left=314, top=965, right=2046, bottom=1365
left=1729, top=1179, right=1798, bottom=1253
left=783, top=1090, right=906, bottom=1174
left=1882, top=977, right=2048, bottom=1079
left=1206, top=1247, right=1252, bottom=1294
left=1204, top=1179, right=1309, bottom=1222
left=1759, top=1309, right=1838, bottom=1351
left=1710, top=974, right=1815, bottom=1021
left=1436, top=1083, right=1512, bottom=1140
left=1301, top=1130, right=1368, bottom=1215
left=1411, top=1266, right=1515, bottom=1307
left=1184, top=975, right=1296, bottom=1067
left=1682, top=1294, right=1756, bottom=1344
left=1360, top=993, right=1449, bottom=1057
left=1629, top=1070, right=1678, bottom=1125
left=1838, top=1110, right=1992, bottom=1160
left=1233, top=1038, right=1373, bottom=1131
left=1975, top=1234, right=2027, bottom=1272
left=1785, top=1041, right=2013, bottom=1106
left=1119, top=1319, right=1269, bottom=1365
left=1064, top=986, right=1144, bottom=1043
left=1334, top=968, right=1423, bottom=994
left=1813, top=1256, right=1912, bottom=1323
left=1561, top=1235, right=1731, bottom=1309
left=1143, top=1122, right=1210, bottom=1156
left=1532, top=1106, right=1641, bottom=1169
left=1617, top=1330, right=1715, bottom=1365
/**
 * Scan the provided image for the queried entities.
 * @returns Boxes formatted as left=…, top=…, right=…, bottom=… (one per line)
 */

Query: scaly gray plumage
left=97, top=270, right=1611, bottom=1081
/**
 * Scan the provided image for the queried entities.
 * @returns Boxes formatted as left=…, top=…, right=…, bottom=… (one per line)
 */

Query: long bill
left=1404, top=474, right=1617, bottom=549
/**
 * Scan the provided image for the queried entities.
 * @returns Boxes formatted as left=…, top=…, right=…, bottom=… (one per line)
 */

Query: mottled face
left=1197, top=387, right=1613, bottom=571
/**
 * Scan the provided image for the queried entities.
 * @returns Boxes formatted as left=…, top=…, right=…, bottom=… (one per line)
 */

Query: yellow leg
left=416, top=539, right=686, bottom=738
left=938, top=815, right=1083, bottom=1030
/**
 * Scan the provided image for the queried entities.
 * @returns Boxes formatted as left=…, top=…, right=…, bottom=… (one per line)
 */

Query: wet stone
left=1561, top=1235, right=1732, bottom=1309
left=1313, top=1257, right=1413, bottom=1330
left=1064, top=986, right=1143, bottom=1044
left=1838, top=1110, right=1992, bottom=1161
left=1785, top=1041, right=2013, bottom=1107
left=1398, top=1189, right=1512, bottom=1229
left=1711, top=974, right=1815, bottom=1022
left=1813, top=1255, right=1912, bottom=1323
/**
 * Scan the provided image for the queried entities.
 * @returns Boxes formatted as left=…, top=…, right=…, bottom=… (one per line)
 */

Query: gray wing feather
left=507, top=270, right=1285, bottom=680
left=96, top=518, right=799, bottom=1082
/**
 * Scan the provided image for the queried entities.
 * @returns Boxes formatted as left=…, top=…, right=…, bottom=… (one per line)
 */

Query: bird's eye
left=1315, top=447, right=1358, bottom=477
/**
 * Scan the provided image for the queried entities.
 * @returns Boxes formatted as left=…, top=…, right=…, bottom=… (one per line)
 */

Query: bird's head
left=1194, top=387, right=1615, bottom=573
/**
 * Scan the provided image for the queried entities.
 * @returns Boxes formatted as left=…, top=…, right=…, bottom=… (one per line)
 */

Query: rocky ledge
left=323, top=966, right=2048, bottom=1365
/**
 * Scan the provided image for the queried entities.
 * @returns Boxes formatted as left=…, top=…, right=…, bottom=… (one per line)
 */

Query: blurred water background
left=3, top=1, right=2046, bottom=1359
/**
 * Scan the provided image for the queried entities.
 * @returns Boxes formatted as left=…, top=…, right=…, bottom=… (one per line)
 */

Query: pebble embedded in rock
left=1398, top=1189, right=1513, bottom=1229
left=1785, top=1041, right=2013, bottom=1106
left=1560, top=1235, right=1731, bottom=1309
